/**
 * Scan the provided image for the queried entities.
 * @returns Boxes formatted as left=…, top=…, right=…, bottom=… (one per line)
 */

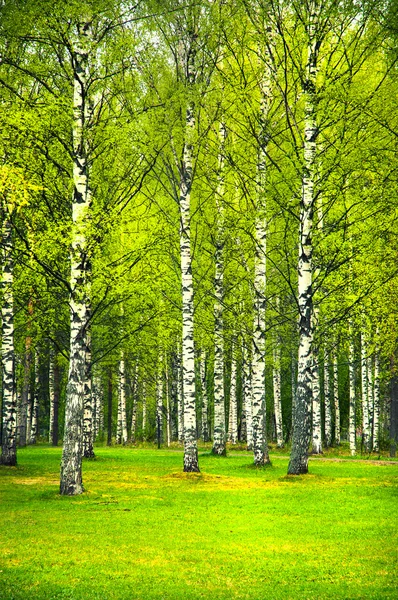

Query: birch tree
left=288, top=1, right=321, bottom=475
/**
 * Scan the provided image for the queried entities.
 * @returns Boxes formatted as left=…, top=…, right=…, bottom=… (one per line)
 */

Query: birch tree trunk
left=228, top=346, right=238, bottom=445
left=333, top=352, right=340, bottom=445
left=52, top=359, right=60, bottom=446
left=311, top=350, right=322, bottom=454
left=179, top=28, right=199, bottom=473
left=130, top=364, right=138, bottom=444
left=367, top=353, right=374, bottom=450
left=107, top=369, right=112, bottom=446
left=251, top=33, right=274, bottom=467
left=60, top=19, right=92, bottom=495
left=49, top=346, right=55, bottom=444
left=348, top=323, right=356, bottom=455
left=19, top=297, right=33, bottom=447
left=212, top=121, right=227, bottom=457
left=201, top=353, right=209, bottom=442
left=324, top=348, right=332, bottom=447
left=273, top=341, right=284, bottom=448
left=156, top=355, right=163, bottom=448
left=83, top=308, right=95, bottom=458
left=373, top=347, right=380, bottom=452
left=29, top=349, right=39, bottom=445
left=166, top=364, right=171, bottom=447
left=117, top=351, right=128, bottom=445
left=177, top=349, right=184, bottom=443
left=0, top=215, right=16, bottom=466
left=361, top=330, right=370, bottom=453
left=288, top=3, right=320, bottom=474
left=243, top=346, right=253, bottom=451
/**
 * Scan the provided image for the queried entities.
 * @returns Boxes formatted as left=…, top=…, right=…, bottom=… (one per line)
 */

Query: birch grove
left=0, top=0, right=397, bottom=480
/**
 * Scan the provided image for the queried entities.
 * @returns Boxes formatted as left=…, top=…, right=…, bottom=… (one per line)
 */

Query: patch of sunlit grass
left=0, top=444, right=397, bottom=599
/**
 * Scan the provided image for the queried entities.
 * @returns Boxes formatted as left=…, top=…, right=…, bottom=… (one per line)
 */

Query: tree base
left=60, top=482, right=84, bottom=496
left=211, top=444, right=226, bottom=456
left=0, top=453, right=17, bottom=466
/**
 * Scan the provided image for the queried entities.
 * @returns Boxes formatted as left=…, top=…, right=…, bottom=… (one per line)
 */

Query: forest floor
left=0, top=443, right=397, bottom=600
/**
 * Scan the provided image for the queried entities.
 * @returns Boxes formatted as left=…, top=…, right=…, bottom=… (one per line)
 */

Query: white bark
left=251, top=33, right=274, bottom=467
left=60, top=19, right=92, bottom=495
left=212, top=121, right=227, bottom=456
left=360, top=330, right=370, bottom=453
left=49, top=347, right=55, bottom=444
left=288, top=2, right=319, bottom=475
left=179, top=28, right=199, bottom=472
left=348, top=323, right=356, bottom=455
left=117, top=351, right=128, bottom=445
left=228, top=346, right=238, bottom=445
left=324, top=348, right=332, bottom=447
left=29, top=349, right=39, bottom=444
left=373, top=347, right=380, bottom=452
left=311, top=353, right=322, bottom=454
left=273, top=341, right=284, bottom=448
left=243, top=346, right=253, bottom=451
left=367, top=353, right=374, bottom=450
left=130, top=362, right=138, bottom=443
left=201, top=353, right=209, bottom=442
left=83, top=301, right=95, bottom=458
left=177, top=350, right=184, bottom=442
left=156, top=355, right=163, bottom=447
left=0, top=215, right=16, bottom=466
left=165, top=363, right=171, bottom=447
left=333, top=352, right=340, bottom=445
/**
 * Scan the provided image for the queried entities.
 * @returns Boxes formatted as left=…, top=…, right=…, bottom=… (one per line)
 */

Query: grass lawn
left=0, top=444, right=397, bottom=600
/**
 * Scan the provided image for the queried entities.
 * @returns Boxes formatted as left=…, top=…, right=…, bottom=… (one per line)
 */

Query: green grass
left=0, top=444, right=397, bottom=600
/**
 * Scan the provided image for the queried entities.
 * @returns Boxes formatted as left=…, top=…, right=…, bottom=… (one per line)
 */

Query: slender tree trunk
left=49, top=346, right=55, bottom=444
left=60, top=20, right=92, bottom=495
left=166, top=364, right=171, bottom=447
left=291, top=349, right=296, bottom=441
left=52, top=359, right=60, bottom=447
left=367, top=353, right=374, bottom=450
left=324, top=348, right=332, bottom=447
left=130, top=361, right=138, bottom=443
left=142, top=381, right=147, bottom=441
left=348, top=323, right=356, bottom=455
left=20, top=297, right=33, bottom=448
left=179, top=29, right=199, bottom=473
left=177, top=349, right=184, bottom=443
left=288, top=3, right=320, bottom=475
left=243, top=346, right=253, bottom=451
left=117, top=351, right=128, bottom=445
left=361, top=330, right=370, bottom=453
left=228, top=346, right=238, bottom=445
left=251, top=37, right=274, bottom=467
left=201, top=353, right=209, bottom=442
left=83, top=308, right=95, bottom=458
left=212, top=122, right=227, bottom=457
left=29, top=349, right=39, bottom=445
left=311, top=348, right=322, bottom=454
left=333, top=351, right=340, bottom=445
left=273, top=340, right=284, bottom=449
left=107, top=369, right=112, bottom=446
left=0, top=215, right=16, bottom=466
left=373, top=347, right=380, bottom=453
left=156, top=355, right=163, bottom=448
